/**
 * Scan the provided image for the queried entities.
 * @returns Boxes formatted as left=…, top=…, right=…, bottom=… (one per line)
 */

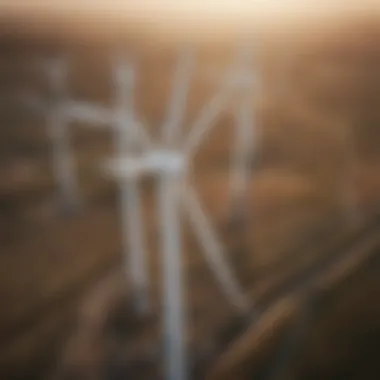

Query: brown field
left=0, top=15, right=379, bottom=380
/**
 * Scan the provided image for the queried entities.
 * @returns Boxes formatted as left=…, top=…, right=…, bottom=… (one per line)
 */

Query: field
left=0, top=16, right=379, bottom=380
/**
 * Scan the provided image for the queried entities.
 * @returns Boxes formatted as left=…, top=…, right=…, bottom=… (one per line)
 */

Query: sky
left=0, top=1, right=378, bottom=44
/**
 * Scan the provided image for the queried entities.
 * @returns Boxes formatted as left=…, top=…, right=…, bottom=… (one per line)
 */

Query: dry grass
left=0, top=18, right=379, bottom=380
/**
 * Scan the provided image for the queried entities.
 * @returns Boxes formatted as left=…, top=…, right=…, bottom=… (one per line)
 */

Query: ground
left=0, top=18, right=379, bottom=380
